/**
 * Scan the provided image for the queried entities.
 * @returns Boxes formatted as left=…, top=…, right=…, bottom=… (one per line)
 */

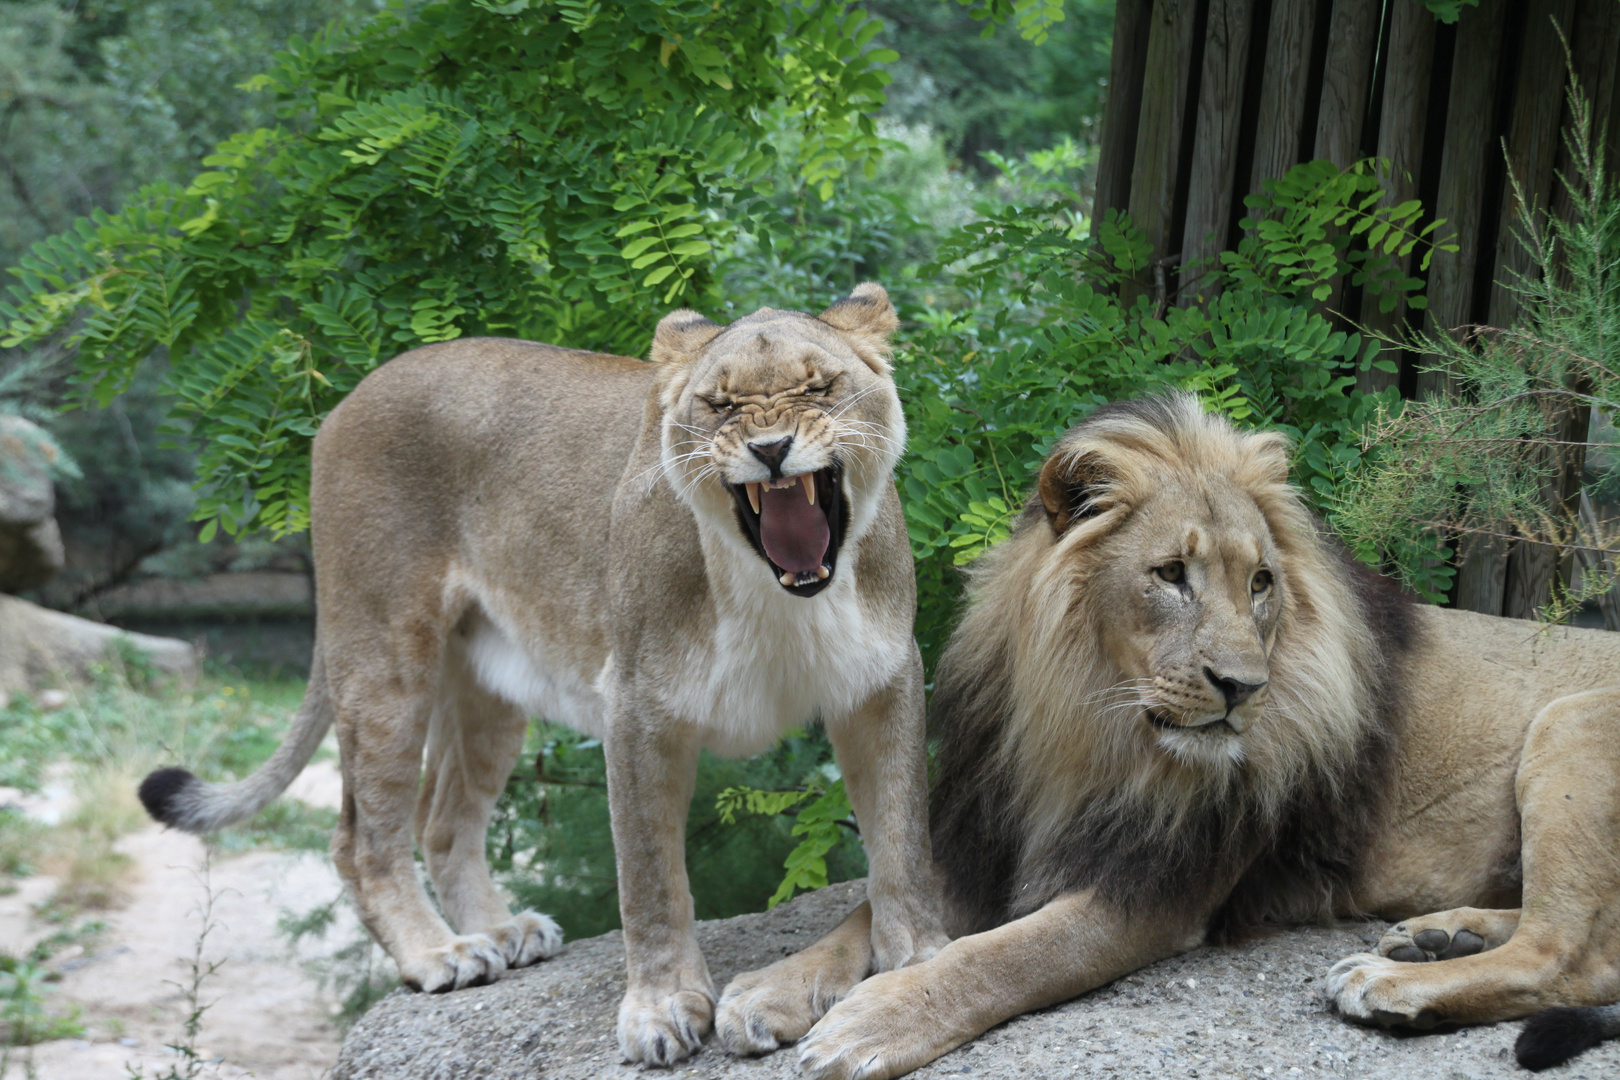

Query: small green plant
left=716, top=772, right=856, bottom=907
left=1, top=953, right=85, bottom=1078
left=1335, top=81, right=1619, bottom=613
left=277, top=895, right=399, bottom=1028
left=125, top=851, right=225, bottom=1080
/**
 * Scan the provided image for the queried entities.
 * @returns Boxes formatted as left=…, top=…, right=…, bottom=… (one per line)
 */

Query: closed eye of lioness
left=743, top=394, right=1620, bottom=1079
left=136, top=283, right=948, bottom=1067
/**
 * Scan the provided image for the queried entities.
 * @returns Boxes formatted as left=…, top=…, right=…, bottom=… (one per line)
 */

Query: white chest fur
left=651, top=527, right=909, bottom=756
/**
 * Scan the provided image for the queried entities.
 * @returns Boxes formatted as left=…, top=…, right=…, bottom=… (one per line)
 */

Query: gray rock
left=334, top=879, right=1619, bottom=1079
left=0, top=414, right=66, bottom=591
left=0, top=593, right=198, bottom=696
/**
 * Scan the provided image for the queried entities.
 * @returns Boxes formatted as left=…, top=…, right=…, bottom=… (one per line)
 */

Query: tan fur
left=762, top=396, right=1620, bottom=1079
left=144, top=284, right=947, bottom=1068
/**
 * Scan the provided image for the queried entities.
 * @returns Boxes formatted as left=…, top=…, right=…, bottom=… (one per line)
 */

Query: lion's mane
left=929, top=396, right=1419, bottom=936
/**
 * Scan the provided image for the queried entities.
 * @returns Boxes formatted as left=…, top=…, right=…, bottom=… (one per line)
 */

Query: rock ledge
left=335, top=880, right=1618, bottom=1080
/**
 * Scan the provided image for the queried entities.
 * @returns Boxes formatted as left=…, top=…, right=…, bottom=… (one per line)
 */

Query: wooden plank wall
left=1092, top=0, right=1620, bottom=618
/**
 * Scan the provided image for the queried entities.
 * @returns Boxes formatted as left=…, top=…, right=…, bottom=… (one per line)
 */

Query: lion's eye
left=1154, top=561, right=1185, bottom=585
left=700, top=396, right=733, bottom=413
left=1251, top=569, right=1273, bottom=594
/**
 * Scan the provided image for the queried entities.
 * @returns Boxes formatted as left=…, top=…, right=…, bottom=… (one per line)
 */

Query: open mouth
left=1148, top=709, right=1235, bottom=734
left=729, top=464, right=846, bottom=597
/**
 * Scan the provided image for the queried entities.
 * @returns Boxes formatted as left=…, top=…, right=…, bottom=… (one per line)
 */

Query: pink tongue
left=759, top=483, right=829, bottom=574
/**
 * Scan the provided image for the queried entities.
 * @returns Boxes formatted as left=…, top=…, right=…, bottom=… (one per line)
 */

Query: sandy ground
left=1, top=761, right=352, bottom=1080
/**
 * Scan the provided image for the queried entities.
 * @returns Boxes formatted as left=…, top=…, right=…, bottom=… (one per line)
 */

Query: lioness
left=735, top=395, right=1620, bottom=1077
left=138, top=284, right=948, bottom=1066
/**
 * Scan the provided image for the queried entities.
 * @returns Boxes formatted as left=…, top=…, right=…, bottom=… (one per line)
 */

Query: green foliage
left=1421, top=0, right=1481, bottom=25
left=2, top=0, right=898, bottom=539
left=1336, top=84, right=1620, bottom=617
left=277, top=895, right=399, bottom=1027
left=488, top=724, right=865, bottom=939
left=717, top=774, right=853, bottom=907
left=0, top=956, right=83, bottom=1052
left=896, top=155, right=1455, bottom=664
left=1214, top=158, right=1458, bottom=312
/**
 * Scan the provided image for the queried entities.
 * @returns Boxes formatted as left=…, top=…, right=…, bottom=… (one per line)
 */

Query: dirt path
left=2, top=762, right=353, bottom=1080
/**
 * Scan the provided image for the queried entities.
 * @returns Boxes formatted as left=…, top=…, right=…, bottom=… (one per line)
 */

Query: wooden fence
left=1092, top=0, right=1620, bottom=617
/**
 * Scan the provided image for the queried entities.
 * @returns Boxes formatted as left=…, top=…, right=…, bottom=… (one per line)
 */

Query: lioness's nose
left=1205, top=667, right=1265, bottom=710
left=749, top=436, right=793, bottom=477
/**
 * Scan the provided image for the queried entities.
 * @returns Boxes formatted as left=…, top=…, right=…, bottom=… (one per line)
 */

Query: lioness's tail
left=138, top=652, right=333, bottom=834
left=1515, top=1003, right=1620, bottom=1071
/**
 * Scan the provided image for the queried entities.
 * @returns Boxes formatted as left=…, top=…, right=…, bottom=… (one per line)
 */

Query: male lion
left=743, top=395, right=1620, bottom=1077
left=138, top=284, right=948, bottom=1066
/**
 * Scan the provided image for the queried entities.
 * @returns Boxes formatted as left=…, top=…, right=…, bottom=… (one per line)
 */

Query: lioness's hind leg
left=717, top=902, right=874, bottom=1055
left=417, top=647, right=561, bottom=969
left=330, top=662, right=507, bottom=994
left=1331, top=689, right=1620, bottom=1032
left=1378, top=908, right=1521, bottom=962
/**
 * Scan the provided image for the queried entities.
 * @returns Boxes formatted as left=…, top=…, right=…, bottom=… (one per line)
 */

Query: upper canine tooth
left=802, top=473, right=816, bottom=505
left=746, top=483, right=761, bottom=514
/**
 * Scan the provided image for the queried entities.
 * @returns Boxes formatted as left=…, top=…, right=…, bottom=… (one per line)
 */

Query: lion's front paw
left=798, top=970, right=944, bottom=1080
left=617, top=985, right=714, bottom=1066
left=1376, top=907, right=1516, bottom=963
left=1326, top=952, right=1442, bottom=1029
left=485, top=910, right=563, bottom=968
left=716, top=951, right=864, bottom=1056
left=398, top=933, right=508, bottom=992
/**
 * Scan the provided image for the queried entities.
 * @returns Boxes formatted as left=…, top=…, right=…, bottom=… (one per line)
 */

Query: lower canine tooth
left=816, top=565, right=829, bottom=579
left=779, top=572, right=796, bottom=587
left=746, top=483, right=761, bottom=514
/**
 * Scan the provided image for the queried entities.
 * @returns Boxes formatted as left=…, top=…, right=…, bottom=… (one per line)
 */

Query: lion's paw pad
left=1379, top=922, right=1485, bottom=963
left=487, top=910, right=562, bottom=968
left=618, top=988, right=713, bottom=1066
left=400, top=933, right=508, bottom=993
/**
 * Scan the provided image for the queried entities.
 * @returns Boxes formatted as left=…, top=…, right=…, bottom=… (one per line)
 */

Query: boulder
left=0, top=593, right=198, bottom=696
left=0, top=414, right=66, bottom=591
left=333, top=879, right=1618, bottom=1080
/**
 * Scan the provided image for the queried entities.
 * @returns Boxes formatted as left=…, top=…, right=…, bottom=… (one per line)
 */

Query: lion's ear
left=651, top=310, right=724, bottom=365
left=1037, top=449, right=1116, bottom=536
left=819, top=282, right=899, bottom=374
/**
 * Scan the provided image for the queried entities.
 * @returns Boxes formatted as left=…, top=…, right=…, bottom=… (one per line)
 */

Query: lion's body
left=769, top=397, right=1620, bottom=1080
left=139, top=287, right=948, bottom=1068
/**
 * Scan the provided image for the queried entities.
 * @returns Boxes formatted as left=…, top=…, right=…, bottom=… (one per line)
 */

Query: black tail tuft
left=138, top=766, right=196, bottom=826
left=1516, top=1006, right=1603, bottom=1071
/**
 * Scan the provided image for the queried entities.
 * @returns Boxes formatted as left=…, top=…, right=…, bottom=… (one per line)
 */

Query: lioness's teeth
left=802, top=473, right=816, bottom=505
left=746, top=483, right=761, bottom=514
left=816, top=565, right=830, bottom=579
left=780, top=572, right=796, bottom=587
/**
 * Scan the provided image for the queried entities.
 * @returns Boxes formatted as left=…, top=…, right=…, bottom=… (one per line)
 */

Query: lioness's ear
left=819, top=282, right=899, bottom=374
left=1037, top=449, right=1116, bottom=536
left=651, top=310, right=724, bottom=365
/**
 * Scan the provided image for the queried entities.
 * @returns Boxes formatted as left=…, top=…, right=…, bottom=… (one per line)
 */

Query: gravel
left=333, top=879, right=1617, bottom=1080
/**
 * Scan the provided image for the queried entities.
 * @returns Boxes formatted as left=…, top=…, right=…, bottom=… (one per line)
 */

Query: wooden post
left=1123, top=0, right=1203, bottom=306
left=1093, top=0, right=1156, bottom=232
left=1180, top=0, right=1255, bottom=297
left=1356, top=0, right=1437, bottom=397
left=1495, top=0, right=1578, bottom=620
left=1417, top=0, right=1509, bottom=403
left=1250, top=0, right=1320, bottom=191
left=1313, top=0, right=1383, bottom=167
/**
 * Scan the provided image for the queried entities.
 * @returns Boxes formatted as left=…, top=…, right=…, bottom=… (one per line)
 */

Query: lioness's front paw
left=1326, top=952, right=1441, bottom=1029
left=617, top=986, right=714, bottom=1066
left=716, top=953, right=863, bottom=1055
left=485, top=910, right=563, bottom=968
left=798, top=970, right=942, bottom=1080
left=398, top=933, right=508, bottom=992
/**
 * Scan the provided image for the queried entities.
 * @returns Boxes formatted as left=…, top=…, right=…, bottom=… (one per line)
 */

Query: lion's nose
left=1205, top=667, right=1265, bottom=710
left=748, top=436, right=793, bottom=478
